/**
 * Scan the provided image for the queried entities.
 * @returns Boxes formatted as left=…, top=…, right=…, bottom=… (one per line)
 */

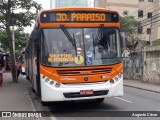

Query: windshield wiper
left=60, top=24, right=78, bottom=56
left=94, top=24, right=104, bottom=46
left=60, top=24, right=75, bottom=46
left=73, top=33, right=77, bottom=56
left=92, top=34, right=95, bottom=58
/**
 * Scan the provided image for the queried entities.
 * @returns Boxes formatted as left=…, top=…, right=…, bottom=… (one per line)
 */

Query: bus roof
left=39, top=7, right=119, bottom=14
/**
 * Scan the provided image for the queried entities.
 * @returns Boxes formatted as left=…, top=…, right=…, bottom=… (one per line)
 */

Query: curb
left=21, top=75, right=41, bottom=120
left=124, top=84, right=160, bottom=94
left=21, top=75, right=56, bottom=120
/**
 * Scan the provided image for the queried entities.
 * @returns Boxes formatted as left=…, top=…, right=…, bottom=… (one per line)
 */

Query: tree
left=120, top=16, right=140, bottom=36
left=0, top=28, right=29, bottom=54
left=14, top=28, right=29, bottom=55
left=120, top=12, right=142, bottom=53
left=0, top=31, right=8, bottom=52
left=0, top=0, right=42, bottom=82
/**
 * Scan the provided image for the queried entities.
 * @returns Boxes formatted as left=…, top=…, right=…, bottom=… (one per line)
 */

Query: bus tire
left=95, top=98, right=104, bottom=103
left=41, top=101, right=48, bottom=106
left=32, top=87, right=36, bottom=93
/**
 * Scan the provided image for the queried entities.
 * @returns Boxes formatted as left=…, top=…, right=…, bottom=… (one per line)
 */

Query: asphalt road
left=25, top=79, right=160, bottom=120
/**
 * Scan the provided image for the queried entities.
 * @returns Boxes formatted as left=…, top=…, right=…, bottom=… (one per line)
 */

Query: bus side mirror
left=120, top=32, right=126, bottom=52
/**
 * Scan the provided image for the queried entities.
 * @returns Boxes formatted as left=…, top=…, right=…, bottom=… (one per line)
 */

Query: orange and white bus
left=26, top=7, right=125, bottom=105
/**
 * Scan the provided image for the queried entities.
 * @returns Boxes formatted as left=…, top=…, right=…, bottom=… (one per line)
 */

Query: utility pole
left=12, top=25, right=15, bottom=58
left=149, top=15, right=153, bottom=46
left=11, top=1, right=15, bottom=60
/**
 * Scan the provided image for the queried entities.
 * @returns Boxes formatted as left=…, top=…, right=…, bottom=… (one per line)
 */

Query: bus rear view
left=26, top=7, right=125, bottom=105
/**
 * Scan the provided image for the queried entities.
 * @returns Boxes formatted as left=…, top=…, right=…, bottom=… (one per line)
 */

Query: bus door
left=32, top=43, right=38, bottom=92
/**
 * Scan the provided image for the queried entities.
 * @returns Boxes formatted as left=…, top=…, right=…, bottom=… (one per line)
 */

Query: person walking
left=16, top=60, right=21, bottom=79
left=0, top=56, right=5, bottom=87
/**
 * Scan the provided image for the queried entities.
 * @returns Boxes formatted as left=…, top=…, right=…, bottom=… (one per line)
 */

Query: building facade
left=54, top=0, right=88, bottom=8
left=94, top=0, right=106, bottom=8
left=105, top=0, right=160, bottom=42
left=138, top=0, right=160, bottom=43
left=106, top=0, right=139, bottom=17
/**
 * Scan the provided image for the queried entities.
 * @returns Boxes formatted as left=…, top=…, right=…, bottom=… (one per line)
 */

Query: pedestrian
left=0, top=55, right=5, bottom=87
left=16, top=60, right=21, bottom=79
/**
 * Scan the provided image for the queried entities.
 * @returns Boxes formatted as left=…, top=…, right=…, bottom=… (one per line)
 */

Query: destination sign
left=40, top=11, right=119, bottom=23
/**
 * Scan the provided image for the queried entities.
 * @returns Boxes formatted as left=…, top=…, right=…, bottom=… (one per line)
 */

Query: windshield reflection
left=41, top=27, right=121, bottom=67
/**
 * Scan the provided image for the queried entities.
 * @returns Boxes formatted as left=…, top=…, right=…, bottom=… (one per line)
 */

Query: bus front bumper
left=41, top=77, right=123, bottom=102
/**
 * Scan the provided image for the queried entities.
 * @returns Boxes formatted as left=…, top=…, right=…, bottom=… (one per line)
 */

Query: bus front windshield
left=41, top=27, right=122, bottom=67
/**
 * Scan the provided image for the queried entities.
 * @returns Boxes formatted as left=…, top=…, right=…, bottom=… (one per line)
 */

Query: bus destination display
left=40, top=11, right=119, bottom=23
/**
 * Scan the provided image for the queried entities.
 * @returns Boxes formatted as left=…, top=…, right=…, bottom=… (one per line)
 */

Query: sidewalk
left=124, top=79, right=160, bottom=93
left=0, top=72, right=37, bottom=120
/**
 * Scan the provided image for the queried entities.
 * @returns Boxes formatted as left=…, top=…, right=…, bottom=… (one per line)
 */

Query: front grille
left=63, top=90, right=109, bottom=98
left=63, top=81, right=106, bottom=86
left=57, top=68, right=112, bottom=76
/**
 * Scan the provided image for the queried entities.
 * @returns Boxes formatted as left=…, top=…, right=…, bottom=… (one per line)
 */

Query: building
left=53, top=0, right=107, bottom=8
left=104, top=0, right=160, bottom=43
left=88, top=0, right=110, bottom=8
left=54, top=0, right=88, bottom=8
left=106, top=0, right=139, bottom=17
left=138, top=0, right=160, bottom=43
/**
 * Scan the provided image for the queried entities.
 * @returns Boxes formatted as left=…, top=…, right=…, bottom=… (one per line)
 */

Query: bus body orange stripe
left=40, top=63, right=122, bottom=83
left=40, top=23, right=120, bottom=28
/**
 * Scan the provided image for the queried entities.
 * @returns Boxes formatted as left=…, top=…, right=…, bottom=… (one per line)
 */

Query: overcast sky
left=24, top=0, right=50, bottom=34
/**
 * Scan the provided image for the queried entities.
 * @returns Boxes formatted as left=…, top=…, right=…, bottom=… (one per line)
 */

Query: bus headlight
left=109, top=73, right=122, bottom=84
left=55, top=82, right=61, bottom=88
left=45, top=78, right=50, bottom=83
left=43, top=76, right=61, bottom=88
left=109, top=79, right=115, bottom=84
left=118, top=73, right=122, bottom=79
left=49, top=81, right=54, bottom=85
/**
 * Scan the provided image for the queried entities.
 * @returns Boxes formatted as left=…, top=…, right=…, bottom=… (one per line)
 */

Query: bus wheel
left=32, top=87, right=36, bottom=93
left=95, top=98, right=104, bottom=103
left=41, top=101, right=48, bottom=106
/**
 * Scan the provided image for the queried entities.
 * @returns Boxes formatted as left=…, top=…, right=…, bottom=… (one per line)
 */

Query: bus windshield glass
left=41, top=27, right=121, bottom=67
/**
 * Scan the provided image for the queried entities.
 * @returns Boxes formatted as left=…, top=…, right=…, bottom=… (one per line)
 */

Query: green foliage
left=152, top=39, right=160, bottom=46
left=0, top=0, right=42, bottom=29
left=0, top=0, right=42, bottom=82
left=0, top=28, right=29, bottom=53
left=0, top=31, right=8, bottom=51
left=120, top=16, right=140, bottom=36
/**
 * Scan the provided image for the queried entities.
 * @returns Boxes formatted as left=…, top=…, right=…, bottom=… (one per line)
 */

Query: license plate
left=80, top=90, right=93, bottom=95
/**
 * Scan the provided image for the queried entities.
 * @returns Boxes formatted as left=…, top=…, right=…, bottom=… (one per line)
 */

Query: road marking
left=115, top=97, right=133, bottom=103
left=50, top=117, right=57, bottom=120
